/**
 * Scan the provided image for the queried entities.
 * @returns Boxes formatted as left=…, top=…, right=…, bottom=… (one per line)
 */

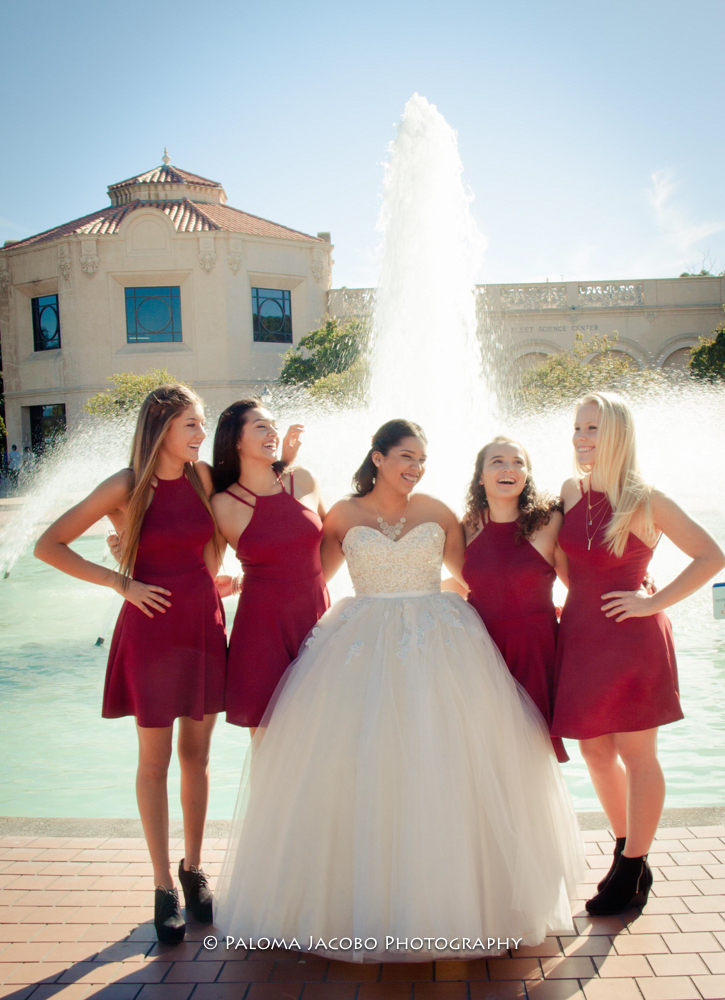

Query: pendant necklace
left=371, top=496, right=408, bottom=540
left=585, top=488, right=609, bottom=550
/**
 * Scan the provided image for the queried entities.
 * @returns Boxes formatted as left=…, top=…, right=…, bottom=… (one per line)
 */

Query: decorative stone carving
left=80, top=239, right=99, bottom=278
left=198, top=237, right=217, bottom=273
left=0, top=268, right=11, bottom=296
left=645, top=311, right=657, bottom=322
left=80, top=255, right=99, bottom=276
left=228, top=253, right=242, bottom=274
left=577, top=283, right=643, bottom=307
left=198, top=251, right=217, bottom=273
left=500, top=285, right=566, bottom=310
left=58, top=245, right=72, bottom=282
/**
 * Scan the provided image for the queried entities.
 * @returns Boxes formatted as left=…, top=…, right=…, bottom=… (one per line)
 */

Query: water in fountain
left=367, top=93, right=491, bottom=507
left=0, top=94, right=724, bottom=818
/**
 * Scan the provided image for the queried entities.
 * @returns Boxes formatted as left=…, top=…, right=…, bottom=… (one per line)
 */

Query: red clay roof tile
left=6, top=199, right=322, bottom=249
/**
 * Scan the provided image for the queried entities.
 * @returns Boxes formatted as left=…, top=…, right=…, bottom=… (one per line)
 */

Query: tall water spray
left=367, top=94, right=492, bottom=504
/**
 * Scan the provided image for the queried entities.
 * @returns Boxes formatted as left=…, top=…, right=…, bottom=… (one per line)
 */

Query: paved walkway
left=2, top=826, right=725, bottom=1000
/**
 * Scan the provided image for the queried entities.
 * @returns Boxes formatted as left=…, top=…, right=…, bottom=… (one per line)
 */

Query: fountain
left=0, top=94, right=724, bottom=819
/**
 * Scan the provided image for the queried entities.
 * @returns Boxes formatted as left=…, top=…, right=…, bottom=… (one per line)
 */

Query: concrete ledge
left=2, top=805, right=724, bottom=838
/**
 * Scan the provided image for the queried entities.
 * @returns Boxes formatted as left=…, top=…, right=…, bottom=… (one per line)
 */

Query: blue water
left=1, top=536, right=724, bottom=817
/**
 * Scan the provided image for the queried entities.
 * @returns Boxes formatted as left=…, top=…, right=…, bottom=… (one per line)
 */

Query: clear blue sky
left=2, top=0, right=724, bottom=287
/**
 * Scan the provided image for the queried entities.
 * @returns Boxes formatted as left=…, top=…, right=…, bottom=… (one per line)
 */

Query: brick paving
left=2, top=827, right=725, bottom=1000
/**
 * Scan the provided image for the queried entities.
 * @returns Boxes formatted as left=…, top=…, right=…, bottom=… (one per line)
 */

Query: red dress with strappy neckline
left=103, top=473, right=227, bottom=728
left=462, top=518, right=569, bottom=763
left=225, top=473, right=330, bottom=727
left=551, top=486, right=682, bottom=739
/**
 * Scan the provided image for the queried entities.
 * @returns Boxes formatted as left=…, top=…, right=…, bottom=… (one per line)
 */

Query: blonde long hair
left=119, top=384, right=218, bottom=583
left=575, top=392, right=654, bottom=557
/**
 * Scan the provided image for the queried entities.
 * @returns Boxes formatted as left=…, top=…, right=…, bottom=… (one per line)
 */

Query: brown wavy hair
left=119, top=384, right=218, bottom=584
left=463, top=435, right=562, bottom=541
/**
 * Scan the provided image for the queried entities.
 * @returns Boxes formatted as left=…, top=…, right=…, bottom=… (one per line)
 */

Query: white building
left=1, top=153, right=723, bottom=454
left=0, top=153, right=332, bottom=450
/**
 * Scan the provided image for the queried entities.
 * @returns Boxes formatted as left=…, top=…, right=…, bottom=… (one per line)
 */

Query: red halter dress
left=551, top=485, right=682, bottom=740
left=103, top=473, right=227, bottom=728
left=462, top=518, right=568, bottom=763
left=225, top=473, right=330, bottom=728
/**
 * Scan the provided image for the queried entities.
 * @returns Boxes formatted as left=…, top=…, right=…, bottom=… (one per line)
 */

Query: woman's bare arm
left=35, top=470, right=132, bottom=589
left=601, top=492, right=725, bottom=621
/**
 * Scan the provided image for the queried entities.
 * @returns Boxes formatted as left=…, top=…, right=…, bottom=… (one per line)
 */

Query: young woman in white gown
left=215, top=420, right=584, bottom=962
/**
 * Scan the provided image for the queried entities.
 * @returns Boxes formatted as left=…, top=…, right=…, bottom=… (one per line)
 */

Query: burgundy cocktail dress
left=551, top=487, right=682, bottom=739
left=225, top=473, right=330, bottom=727
left=103, top=473, right=227, bottom=728
left=463, top=518, right=569, bottom=763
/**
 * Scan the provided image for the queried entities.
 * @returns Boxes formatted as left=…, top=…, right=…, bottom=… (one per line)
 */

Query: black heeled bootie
left=585, top=854, right=652, bottom=916
left=154, top=886, right=186, bottom=943
left=178, top=858, right=214, bottom=924
left=597, top=836, right=627, bottom=891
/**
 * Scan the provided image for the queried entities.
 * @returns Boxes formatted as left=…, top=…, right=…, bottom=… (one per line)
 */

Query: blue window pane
left=252, top=287, right=292, bottom=343
left=32, top=294, right=61, bottom=351
left=125, top=287, right=182, bottom=343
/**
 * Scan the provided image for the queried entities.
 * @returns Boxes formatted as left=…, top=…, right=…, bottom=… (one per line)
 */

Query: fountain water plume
left=365, top=93, right=492, bottom=506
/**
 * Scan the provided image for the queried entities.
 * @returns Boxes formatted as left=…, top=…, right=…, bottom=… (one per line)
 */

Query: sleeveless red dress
left=225, top=473, right=330, bottom=727
left=103, top=473, right=227, bottom=728
left=551, top=486, right=682, bottom=739
left=462, top=519, right=568, bottom=763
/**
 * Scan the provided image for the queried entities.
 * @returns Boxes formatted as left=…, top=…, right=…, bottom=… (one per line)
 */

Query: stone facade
left=0, top=159, right=331, bottom=449
left=328, top=277, right=725, bottom=372
left=2, top=154, right=723, bottom=453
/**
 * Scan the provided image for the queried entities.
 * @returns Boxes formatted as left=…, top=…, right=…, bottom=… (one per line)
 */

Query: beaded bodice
left=341, top=521, right=444, bottom=596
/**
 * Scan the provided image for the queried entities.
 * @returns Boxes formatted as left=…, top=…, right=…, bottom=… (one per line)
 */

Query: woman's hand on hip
left=601, top=589, right=658, bottom=622
left=115, top=577, right=172, bottom=618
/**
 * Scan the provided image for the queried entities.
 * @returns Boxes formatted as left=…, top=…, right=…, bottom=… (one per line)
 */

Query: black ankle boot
left=178, top=858, right=214, bottom=923
left=597, top=836, right=627, bottom=891
left=586, top=854, right=652, bottom=916
left=154, top=886, right=185, bottom=943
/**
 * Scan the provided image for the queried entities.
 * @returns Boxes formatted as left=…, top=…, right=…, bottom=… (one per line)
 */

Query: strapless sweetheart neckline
left=342, top=520, right=444, bottom=549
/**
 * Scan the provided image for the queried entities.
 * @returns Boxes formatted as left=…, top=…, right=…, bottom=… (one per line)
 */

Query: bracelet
left=231, top=573, right=243, bottom=597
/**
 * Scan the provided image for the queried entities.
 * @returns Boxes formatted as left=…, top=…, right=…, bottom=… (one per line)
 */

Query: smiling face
left=160, top=402, right=206, bottom=464
left=573, top=402, right=601, bottom=467
left=480, top=442, right=529, bottom=500
left=373, top=435, right=427, bottom=496
left=237, top=406, right=279, bottom=466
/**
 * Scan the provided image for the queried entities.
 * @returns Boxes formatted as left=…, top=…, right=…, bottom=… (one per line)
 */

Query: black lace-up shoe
left=154, top=886, right=185, bottom=943
left=178, top=858, right=214, bottom=923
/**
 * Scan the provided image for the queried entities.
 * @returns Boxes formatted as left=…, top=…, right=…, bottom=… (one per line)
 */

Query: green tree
left=84, top=369, right=187, bottom=418
left=689, top=322, right=725, bottom=382
left=279, top=317, right=367, bottom=388
left=518, top=332, right=662, bottom=411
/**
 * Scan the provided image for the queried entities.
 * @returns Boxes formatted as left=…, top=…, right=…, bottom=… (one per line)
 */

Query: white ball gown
left=216, top=521, right=584, bottom=962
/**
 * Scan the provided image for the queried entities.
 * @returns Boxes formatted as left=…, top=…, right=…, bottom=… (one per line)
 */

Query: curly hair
left=463, top=435, right=562, bottom=541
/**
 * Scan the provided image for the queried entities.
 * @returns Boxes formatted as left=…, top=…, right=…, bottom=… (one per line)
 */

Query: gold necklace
left=371, top=496, right=408, bottom=540
left=585, top=488, right=609, bottom=550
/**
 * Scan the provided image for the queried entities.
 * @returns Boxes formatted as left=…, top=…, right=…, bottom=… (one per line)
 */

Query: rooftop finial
left=162, top=147, right=170, bottom=166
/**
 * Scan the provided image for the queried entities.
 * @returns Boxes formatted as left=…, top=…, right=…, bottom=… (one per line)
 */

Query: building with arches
left=1, top=154, right=724, bottom=453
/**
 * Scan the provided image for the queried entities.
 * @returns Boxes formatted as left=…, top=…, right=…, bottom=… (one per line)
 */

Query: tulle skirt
left=215, top=590, right=584, bottom=962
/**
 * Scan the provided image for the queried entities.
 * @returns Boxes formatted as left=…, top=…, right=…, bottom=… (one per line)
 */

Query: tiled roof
left=5, top=199, right=323, bottom=249
left=108, top=165, right=222, bottom=191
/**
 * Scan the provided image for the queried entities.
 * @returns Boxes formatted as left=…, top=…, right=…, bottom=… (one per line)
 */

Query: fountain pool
left=0, top=94, right=724, bottom=818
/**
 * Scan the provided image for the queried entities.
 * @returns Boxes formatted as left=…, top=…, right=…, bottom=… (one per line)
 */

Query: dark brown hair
left=212, top=398, right=285, bottom=494
left=120, top=384, right=218, bottom=582
left=463, top=435, right=561, bottom=541
left=351, top=418, right=427, bottom=497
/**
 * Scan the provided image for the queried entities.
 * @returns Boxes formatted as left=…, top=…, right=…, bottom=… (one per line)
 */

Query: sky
left=2, top=0, right=724, bottom=288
